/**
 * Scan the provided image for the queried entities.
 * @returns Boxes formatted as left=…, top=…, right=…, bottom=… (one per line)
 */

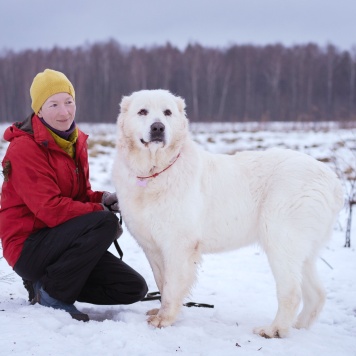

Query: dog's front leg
left=147, top=243, right=201, bottom=328
left=145, top=253, right=165, bottom=317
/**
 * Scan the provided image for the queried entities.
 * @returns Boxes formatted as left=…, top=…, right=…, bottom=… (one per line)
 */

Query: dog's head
left=117, top=90, right=188, bottom=158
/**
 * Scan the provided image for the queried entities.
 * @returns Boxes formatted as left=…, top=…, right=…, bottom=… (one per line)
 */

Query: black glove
left=102, top=192, right=120, bottom=213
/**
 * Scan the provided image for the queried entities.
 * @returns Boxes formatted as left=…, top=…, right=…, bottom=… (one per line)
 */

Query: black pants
left=14, top=211, right=148, bottom=305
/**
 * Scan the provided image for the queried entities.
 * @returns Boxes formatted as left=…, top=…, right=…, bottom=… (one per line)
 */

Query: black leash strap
left=114, top=240, right=123, bottom=260
left=142, top=291, right=161, bottom=301
left=142, top=291, right=214, bottom=309
left=184, top=302, right=214, bottom=308
left=113, top=213, right=124, bottom=259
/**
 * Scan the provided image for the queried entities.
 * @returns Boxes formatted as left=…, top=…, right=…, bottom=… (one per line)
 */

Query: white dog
left=112, top=89, right=344, bottom=338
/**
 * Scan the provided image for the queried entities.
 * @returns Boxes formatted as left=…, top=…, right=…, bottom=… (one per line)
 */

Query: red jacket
left=0, top=115, right=104, bottom=267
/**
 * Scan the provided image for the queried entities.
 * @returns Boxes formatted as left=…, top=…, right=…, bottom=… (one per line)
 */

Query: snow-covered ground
left=0, top=122, right=355, bottom=356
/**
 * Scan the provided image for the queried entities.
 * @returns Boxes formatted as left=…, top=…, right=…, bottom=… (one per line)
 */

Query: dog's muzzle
left=149, top=122, right=165, bottom=143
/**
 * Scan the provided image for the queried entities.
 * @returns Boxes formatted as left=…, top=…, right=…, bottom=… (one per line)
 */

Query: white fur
left=112, top=89, right=344, bottom=338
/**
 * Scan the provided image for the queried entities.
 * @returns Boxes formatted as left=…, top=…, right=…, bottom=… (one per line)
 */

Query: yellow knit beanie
left=30, top=69, right=75, bottom=114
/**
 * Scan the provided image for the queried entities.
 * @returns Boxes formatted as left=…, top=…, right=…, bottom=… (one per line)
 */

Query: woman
left=0, top=69, right=148, bottom=321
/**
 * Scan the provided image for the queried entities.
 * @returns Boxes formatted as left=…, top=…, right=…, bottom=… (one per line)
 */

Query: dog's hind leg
left=253, top=237, right=303, bottom=338
left=294, top=255, right=326, bottom=329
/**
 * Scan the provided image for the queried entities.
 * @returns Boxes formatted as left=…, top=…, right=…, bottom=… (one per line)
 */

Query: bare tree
left=344, top=147, right=356, bottom=247
left=332, top=137, right=356, bottom=247
left=349, top=46, right=356, bottom=119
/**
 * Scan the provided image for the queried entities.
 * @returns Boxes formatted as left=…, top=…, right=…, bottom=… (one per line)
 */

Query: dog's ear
left=119, top=95, right=131, bottom=114
left=175, top=96, right=186, bottom=115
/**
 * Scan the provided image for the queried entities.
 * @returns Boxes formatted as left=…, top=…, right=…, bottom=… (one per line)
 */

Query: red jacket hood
left=4, top=119, right=33, bottom=142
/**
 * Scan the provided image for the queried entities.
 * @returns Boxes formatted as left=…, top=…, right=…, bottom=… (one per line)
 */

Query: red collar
left=137, top=153, right=180, bottom=180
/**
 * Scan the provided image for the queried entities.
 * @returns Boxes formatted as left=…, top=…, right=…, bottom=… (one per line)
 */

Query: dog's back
left=196, top=147, right=343, bottom=254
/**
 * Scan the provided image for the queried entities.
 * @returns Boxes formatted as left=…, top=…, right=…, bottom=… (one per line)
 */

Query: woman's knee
left=131, top=273, right=149, bottom=303
left=91, top=210, right=119, bottom=226
left=111, top=264, right=148, bottom=304
left=88, top=211, right=121, bottom=244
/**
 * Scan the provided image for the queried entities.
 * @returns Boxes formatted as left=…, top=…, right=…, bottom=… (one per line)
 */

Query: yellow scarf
left=47, top=127, right=78, bottom=158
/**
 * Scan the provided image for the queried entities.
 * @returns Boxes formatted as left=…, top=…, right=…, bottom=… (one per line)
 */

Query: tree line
left=0, top=40, right=355, bottom=123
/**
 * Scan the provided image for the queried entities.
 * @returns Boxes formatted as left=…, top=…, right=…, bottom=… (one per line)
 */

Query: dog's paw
left=147, top=314, right=175, bottom=328
left=293, top=311, right=317, bottom=330
left=253, top=325, right=289, bottom=338
left=146, top=308, right=159, bottom=316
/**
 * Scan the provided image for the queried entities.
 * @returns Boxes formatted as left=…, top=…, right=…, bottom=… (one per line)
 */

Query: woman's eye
left=138, top=109, right=148, bottom=116
left=164, top=109, right=172, bottom=116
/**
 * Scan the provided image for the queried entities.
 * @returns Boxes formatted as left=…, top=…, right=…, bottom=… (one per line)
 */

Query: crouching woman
left=0, top=69, right=148, bottom=321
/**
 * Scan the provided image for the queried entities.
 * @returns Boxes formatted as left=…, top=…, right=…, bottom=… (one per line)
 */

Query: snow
left=0, top=122, right=355, bottom=356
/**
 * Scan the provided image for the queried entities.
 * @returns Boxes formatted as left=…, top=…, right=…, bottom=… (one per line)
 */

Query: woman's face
left=38, top=92, right=76, bottom=131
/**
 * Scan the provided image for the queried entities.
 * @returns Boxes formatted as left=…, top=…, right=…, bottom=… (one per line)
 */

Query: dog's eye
left=164, top=109, right=172, bottom=116
left=138, top=109, right=148, bottom=116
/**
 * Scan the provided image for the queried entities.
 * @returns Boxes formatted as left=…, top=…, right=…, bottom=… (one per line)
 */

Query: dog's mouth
left=140, top=138, right=165, bottom=147
left=140, top=138, right=148, bottom=146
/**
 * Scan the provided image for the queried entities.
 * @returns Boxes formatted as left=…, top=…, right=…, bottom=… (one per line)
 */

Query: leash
left=113, top=213, right=124, bottom=259
left=142, top=291, right=214, bottom=309
left=114, top=240, right=123, bottom=260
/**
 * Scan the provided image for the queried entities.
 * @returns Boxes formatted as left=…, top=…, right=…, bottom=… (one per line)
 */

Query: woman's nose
left=58, top=104, right=69, bottom=114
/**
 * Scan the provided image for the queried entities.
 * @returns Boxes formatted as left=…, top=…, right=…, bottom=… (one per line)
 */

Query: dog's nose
left=151, top=122, right=165, bottom=133
left=150, top=122, right=165, bottom=142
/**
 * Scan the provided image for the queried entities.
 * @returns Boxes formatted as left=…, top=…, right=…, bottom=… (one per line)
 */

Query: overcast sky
left=1, top=0, right=356, bottom=52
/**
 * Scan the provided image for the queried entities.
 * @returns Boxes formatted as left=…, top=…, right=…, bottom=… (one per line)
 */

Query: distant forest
left=0, top=40, right=355, bottom=124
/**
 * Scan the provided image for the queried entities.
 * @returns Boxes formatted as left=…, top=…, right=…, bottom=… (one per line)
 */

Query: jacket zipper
left=73, top=163, right=81, bottom=198
left=75, top=164, right=79, bottom=184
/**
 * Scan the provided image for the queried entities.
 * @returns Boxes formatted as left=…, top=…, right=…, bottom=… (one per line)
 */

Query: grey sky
left=1, top=0, right=356, bottom=52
